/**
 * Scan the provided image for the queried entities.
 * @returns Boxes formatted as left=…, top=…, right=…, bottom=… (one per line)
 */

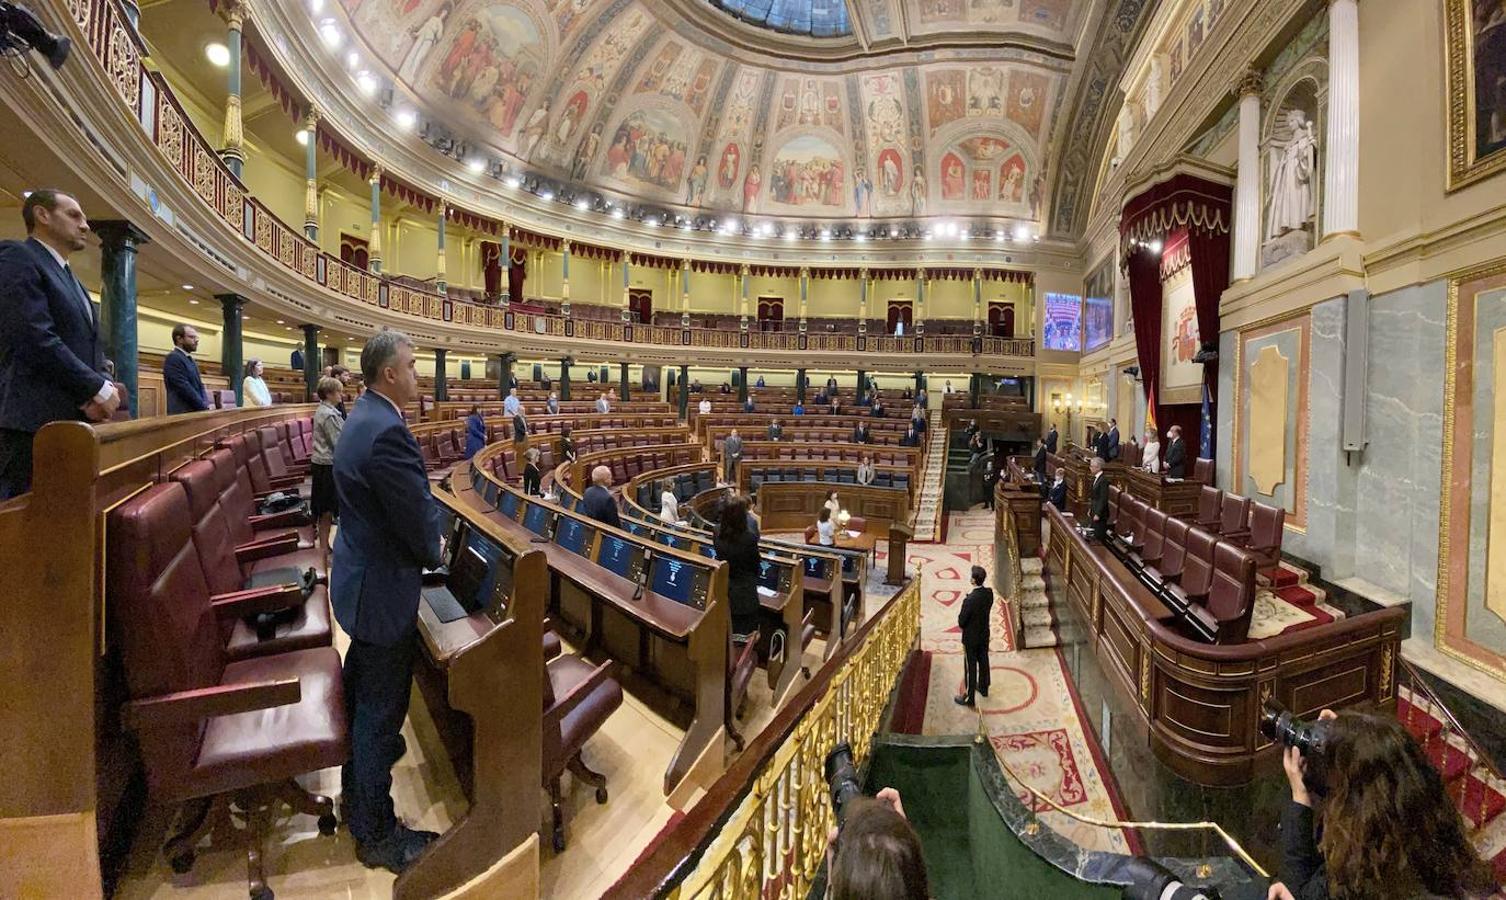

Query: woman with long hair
left=1269, top=711, right=1497, bottom=900
left=713, top=494, right=761, bottom=639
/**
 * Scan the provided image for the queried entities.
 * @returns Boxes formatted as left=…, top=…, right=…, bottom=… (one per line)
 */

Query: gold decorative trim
left=1435, top=258, right=1506, bottom=684
left=1444, top=0, right=1506, bottom=191
left=1231, top=311, right=1311, bottom=529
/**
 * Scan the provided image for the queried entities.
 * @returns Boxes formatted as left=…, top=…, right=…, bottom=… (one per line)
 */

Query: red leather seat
left=209, top=446, right=311, bottom=546
left=1192, top=457, right=1214, bottom=484
left=107, top=483, right=347, bottom=894
left=1192, top=542, right=1258, bottom=643
left=1107, top=485, right=1122, bottom=527
left=1135, top=508, right=1169, bottom=567
left=258, top=426, right=307, bottom=482
left=1243, top=502, right=1286, bottom=568
left=1166, top=528, right=1218, bottom=607
left=542, top=653, right=622, bottom=851
left=1218, top=495, right=1252, bottom=541
left=1119, top=499, right=1148, bottom=549
left=1146, top=517, right=1190, bottom=587
left=1196, top=486, right=1224, bottom=531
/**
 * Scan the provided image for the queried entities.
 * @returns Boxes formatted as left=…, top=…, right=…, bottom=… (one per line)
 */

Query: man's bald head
left=592, top=465, right=612, bottom=487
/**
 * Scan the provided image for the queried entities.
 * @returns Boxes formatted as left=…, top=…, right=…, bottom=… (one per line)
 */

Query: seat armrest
left=1222, top=528, right=1251, bottom=544
left=732, top=631, right=762, bottom=671
left=265, top=474, right=304, bottom=490
left=235, top=532, right=301, bottom=562
left=543, top=659, right=618, bottom=729
left=211, top=583, right=304, bottom=619
left=248, top=508, right=307, bottom=530
left=123, top=677, right=301, bottom=730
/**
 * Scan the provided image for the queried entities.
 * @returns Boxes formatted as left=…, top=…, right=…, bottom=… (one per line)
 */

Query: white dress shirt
left=817, top=519, right=836, bottom=545
left=38, top=240, right=114, bottom=406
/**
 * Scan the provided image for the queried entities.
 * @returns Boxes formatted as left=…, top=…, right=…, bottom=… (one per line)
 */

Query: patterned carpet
left=895, top=508, right=1137, bottom=854
left=1249, top=561, right=1348, bottom=639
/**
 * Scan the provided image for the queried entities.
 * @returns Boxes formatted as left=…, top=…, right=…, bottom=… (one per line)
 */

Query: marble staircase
left=1017, top=557, right=1058, bottom=649
left=912, top=410, right=948, bottom=543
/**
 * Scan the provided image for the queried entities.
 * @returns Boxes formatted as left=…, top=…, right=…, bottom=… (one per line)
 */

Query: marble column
left=969, top=373, right=981, bottom=409
left=219, top=0, right=246, bottom=179
left=914, top=371, right=925, bottom=396
left=680, top=259, right=691, bottom=328
left=971, top=268, right=983, bottom=336
left=738, top=366, right=748, bottom=403
left=858, top=269, right=869, bottom=336
left=915, top=272, right=927, bottom=337
left=678, top=363, right=689, bottom=420
left=1117, top=104, right=1135, bottom=159
left=1146, top=56, right=1164, bottom=120
left=1323, top=0, right=1360, bottom=238
left=856, top=369, right=866, bottom=399
left=739, top=264, right=750, bottom=332
left=217, top=293, right=246, bottom=406
left=796, top=368, right=807, bottom=404
left=367, top=166, right=383, bottom=273
left=1233, top=71, right=1264, bottom=280
left=559, top=357, right=572, bottom=401
left=302, top=324, right=319, bottom=400
left=498, top=352, right=515, bottom=398
left=94, top=221, right=149, bottom=417
left=434, top=348, right=448, bottom=402
left=303, top=108, right=319, bottom=241
left=619, top=362, right=630, bottom=402
left=499, top=226, right=511, bottom=306
left=560, top=242, right=572, bottom=317
left=798, top=267, right=809, bottom=332
left=436, top=204, right=448, bottom=295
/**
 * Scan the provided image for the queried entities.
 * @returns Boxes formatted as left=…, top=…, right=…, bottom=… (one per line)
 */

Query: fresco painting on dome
left=1007, top=69, right=1048, bottom=138
left=603, top=108, right=689, bottom=191
left=997, top=153, right=1025, bottom=203
left=722, top=69, right=762, bottom=137
left=925, top=71, right=967, bottom=132
left=1188, top=6, right=1205, bottom=52
left=918, top=0, right=1031, bottom=27
left=876, top=147, right=904, bottom=196
left=1170, top=41, right=1184, bottom=82
left=1042, top=293, right=1083, bottom=352
left=551, top=90, right=590, bottom=151
left=966, top=68, right=1005, bottom=117
left=419, top=4, right=545, bottom=137
left=1083, top=259, right=1114, bottom=353
left=768, top=135, right=845, bottom=208
left=970, top=169, right=991, bottom=201
left=773, top=79, right=844, bottom=133
left=853, top=166, right=873, bottom=216
left=1021, top=0, right=1071, bottom=30
left=636, top=41, right=685, bottom=95
left=937, top=153, right=965, bottom=201
left=546, top=0, right=595, bottom=38
left=716, top=143, right=741, bottom=190
left=862, top=74, right=906, bottom=144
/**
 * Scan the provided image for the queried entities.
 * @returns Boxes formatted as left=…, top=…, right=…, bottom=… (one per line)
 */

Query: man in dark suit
left=722, top=428, right=744, bottom=483
left=330, top=330, right=441, bottom=872
left=162, top=323, right=209, bottom=414
left=767, top=418, right=783, bottom=442
left=1164, top=425, right=1187, bottom=478
left=743, top=394, right=756, bottom=413
left=851, top=422, right=871, bottom=444
left=1089, top=457, right=1110, bottom=541
left=1097, top=417, right=1120, bottom=461
left=1033, top=437, right=1048, bottom=480
left=1045, top=423, right=1058, bottom=454
left=580, top=464, right=621, bottom=529
left=0, top=190, right=121, bottom=498
left=954, top=566, right=993, bottom=707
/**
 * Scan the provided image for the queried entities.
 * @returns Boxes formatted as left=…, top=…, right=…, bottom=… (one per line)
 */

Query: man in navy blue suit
left=162, top=323, right=209, bottom=414
left=0, top=190, right=121, bottom=499
left=330, top=329, right=442, bottom=872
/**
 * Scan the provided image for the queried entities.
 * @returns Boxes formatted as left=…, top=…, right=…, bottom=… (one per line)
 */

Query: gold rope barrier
left=671, top=574, right=923, bottom=899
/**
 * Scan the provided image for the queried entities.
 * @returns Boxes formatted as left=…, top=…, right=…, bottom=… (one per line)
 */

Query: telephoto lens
left=824, top=742, right=863, bottom=828
left=1258, top=701, right=1331, bottom=756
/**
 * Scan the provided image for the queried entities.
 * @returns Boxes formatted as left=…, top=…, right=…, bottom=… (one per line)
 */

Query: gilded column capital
left=972, top=267, right=983, bottom=280
left=562, top=240, right=571, bottom=254
left=220, top=0, right=246, bottom=30
left=740, top=263, right=751, bottom=276
left=860, top=267, right=870, bottom=280
left=799, top=266, right=810, bottom=279
left=303, top=106, right=320, bottom=130
left=1235, top=70, right=1264, bottom=98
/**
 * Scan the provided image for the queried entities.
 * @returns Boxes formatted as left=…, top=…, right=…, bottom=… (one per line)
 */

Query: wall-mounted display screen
left=498, top=490, right=521, bottom=519
left=651, top=557, right=703, bottom=607
left=1043, top=293, right=1083, bottom=351
left=448, top=530, right=509, bottom=613
left=1084, top=259, right=1114, bottom=352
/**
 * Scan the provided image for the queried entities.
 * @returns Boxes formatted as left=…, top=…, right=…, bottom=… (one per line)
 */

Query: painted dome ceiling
left=324, top=0, right=1133, bottom=232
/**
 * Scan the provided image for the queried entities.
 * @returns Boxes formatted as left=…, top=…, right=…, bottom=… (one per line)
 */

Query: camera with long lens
left=1259, top=700, right=1331, bottom=795
left=0, top=2, right=71, bottom=71
left=824, top=741, right=862, bottom=828
left=1117, top=858, right=1220, bottom=900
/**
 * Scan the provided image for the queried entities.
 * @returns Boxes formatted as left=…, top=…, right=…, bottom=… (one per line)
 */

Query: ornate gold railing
left=665, top=577, right=922, bottom=899
left=58, top=0, right=1033, bottom=360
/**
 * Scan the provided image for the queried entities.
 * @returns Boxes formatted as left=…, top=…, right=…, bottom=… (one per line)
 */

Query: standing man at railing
left=723, top=427, right=744, bottom=485
left=502, top=386, right=522, bottom=418
left=0, top=190, right=122, bottom=498
left=330, top=329, right=441, bottom=872
left=163, top=323, right=210, bottom=415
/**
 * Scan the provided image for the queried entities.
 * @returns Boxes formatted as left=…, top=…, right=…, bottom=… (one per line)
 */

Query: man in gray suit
left=722, top=427, right=743, bottom=484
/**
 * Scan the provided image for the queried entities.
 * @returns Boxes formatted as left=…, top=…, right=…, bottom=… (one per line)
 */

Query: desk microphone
left=631, top=578, right=645, bottom=602
left=530, top=536, right=551, bottom=544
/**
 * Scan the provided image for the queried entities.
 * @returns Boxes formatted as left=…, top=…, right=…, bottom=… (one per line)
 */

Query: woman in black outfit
left=559, top=426, right=576, bottom=462
left=713, top=494, right=762, bottom=639
left=521, top=446, right=542, bottom=496
left=1269, top=710, right=1496, bottom=900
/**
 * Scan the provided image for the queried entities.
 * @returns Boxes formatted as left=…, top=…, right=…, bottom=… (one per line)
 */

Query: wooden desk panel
left=1124, top=468, right=1203, bottom=519
left=754, top=481, right=909, bottom=537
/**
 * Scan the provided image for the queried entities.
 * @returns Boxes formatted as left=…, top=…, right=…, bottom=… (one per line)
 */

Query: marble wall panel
left=1282, top=297, right=1357, bottom=573
left=1215, top=329, right=1237, bottom=490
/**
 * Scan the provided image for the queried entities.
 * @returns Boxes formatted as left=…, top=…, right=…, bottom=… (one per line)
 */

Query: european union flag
left=1199, top=381, right=1214, bottom=460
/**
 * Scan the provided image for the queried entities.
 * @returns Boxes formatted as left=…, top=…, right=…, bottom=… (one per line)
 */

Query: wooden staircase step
left=1455, top=773, right=1506, bottom=831
left=1427, top=739, right=1474, bottom=784
left=1396, top=696, right=1446, bottom=743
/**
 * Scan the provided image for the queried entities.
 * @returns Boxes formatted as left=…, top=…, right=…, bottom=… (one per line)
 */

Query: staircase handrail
left=1397, top=658, right=1504, bottom=827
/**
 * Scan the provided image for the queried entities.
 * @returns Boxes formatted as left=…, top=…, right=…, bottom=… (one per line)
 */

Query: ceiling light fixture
left=317, top=19, right=343, bottom=49
left=1012, top=225, right=1026, bottom=242
left=181, top=284, right=194, bottom=290
left=276, top=319, right=285, bottom=324
left=205, top=42, right=230, bottom=68
left=345, top=50, right=360, bottom=70
left=784, top=230, right=797, bottom=242
left=188, top=298, right=199, bottom=305
left=394, top=108, right=417, bottom=131
left=467, top=158, right=486, bottom=174
left=504, top=175, right=522, bottom=189
left=574, top=198, right=590, bottom=210
left=539, top=190, right=554, bottom=202
left=295, top=129, right=308, bottom=146
left=308, top=0, right=324, bottom=13
left=356, top=71, right=377, bottom=96
left=611, top=207, right=625, bottom=219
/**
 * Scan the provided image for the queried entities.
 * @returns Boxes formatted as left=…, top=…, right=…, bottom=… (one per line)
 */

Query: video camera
left=0, top=2, right=71, bottom=71
left=824, top=741, right=862, bottom=828
left=1259, top=700, right=1332, bottom=796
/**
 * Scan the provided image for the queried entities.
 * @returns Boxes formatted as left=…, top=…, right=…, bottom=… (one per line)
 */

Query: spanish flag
left=1144, top=384, right=1157, bottom=433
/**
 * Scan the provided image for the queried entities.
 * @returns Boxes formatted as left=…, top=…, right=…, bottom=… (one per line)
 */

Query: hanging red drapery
left=1118, top=167, right=1232, bottom=447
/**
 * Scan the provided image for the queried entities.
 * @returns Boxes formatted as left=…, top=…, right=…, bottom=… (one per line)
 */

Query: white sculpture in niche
left=1262, top=107, right=1319, bottom=267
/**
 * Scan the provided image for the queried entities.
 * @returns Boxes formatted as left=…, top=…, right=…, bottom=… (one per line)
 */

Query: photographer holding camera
left=824, top=743, right=930, bottom=899
left=1265, top=708, right=1497, bottom=900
